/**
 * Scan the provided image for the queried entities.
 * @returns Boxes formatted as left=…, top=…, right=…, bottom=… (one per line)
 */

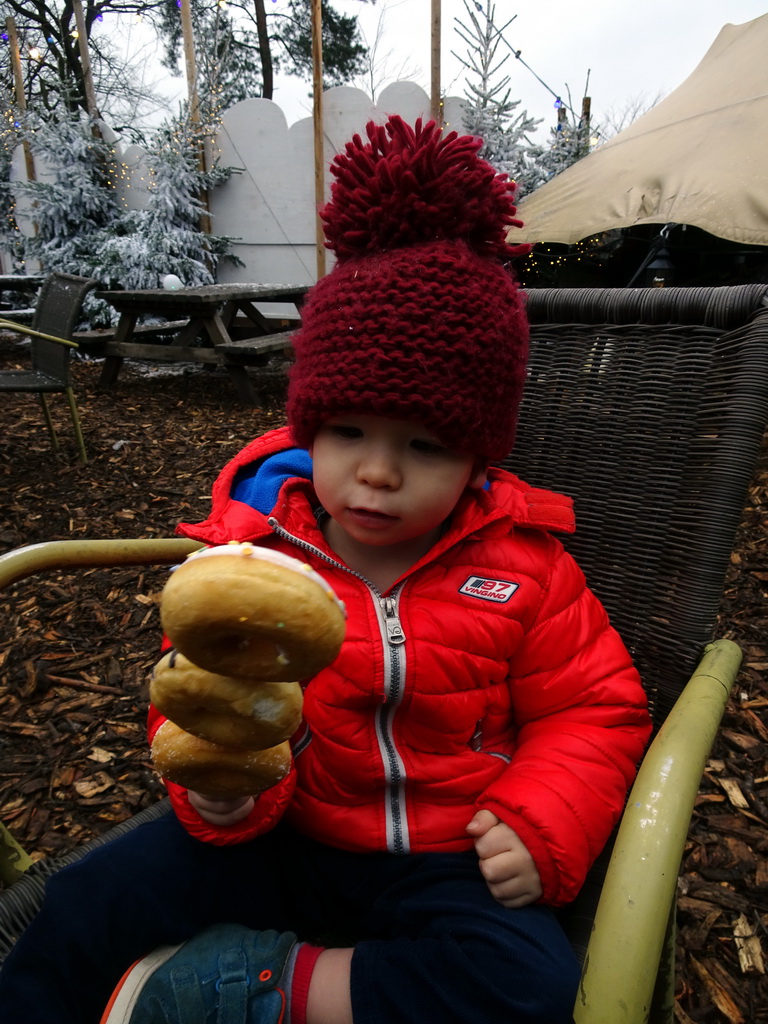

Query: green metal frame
left=574, top=639, right=740, bottom=1024
left=0, top=825, right=33, bottom=886
left=0, top=540, right=741, bottom=1021
left=0, top=538, right=201, bottom=591
left=0, top=320, right=79, bottom=348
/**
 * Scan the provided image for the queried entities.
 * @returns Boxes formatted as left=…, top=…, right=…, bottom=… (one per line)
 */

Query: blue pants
left=0, top=812, right=579, bottom=1023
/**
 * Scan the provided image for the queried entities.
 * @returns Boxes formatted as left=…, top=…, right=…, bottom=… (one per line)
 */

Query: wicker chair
left=1, top=285, right=767, bottom=1024
left=0, top=273, right=97, bottom=464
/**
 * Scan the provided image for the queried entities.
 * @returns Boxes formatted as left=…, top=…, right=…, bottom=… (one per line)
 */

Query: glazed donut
left=151, top=720, right=291, bottom=800
left=150, top=650, right=303, bottom=749
left=160, top=544, right=346, bottom=681
left=150, top=543, right=345, bottom=800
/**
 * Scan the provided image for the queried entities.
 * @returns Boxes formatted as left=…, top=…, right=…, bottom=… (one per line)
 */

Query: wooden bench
left=214, top=332, right=294, bottom=360
left=74, top=320, right=188, bottom=352
left=76, top=326, right=294, bottom=404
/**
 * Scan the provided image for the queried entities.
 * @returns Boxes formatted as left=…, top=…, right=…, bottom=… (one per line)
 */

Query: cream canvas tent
left=512, top=14, right=768, bottom=247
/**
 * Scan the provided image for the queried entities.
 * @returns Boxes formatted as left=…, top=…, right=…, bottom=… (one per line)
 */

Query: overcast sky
left=270, top=0, right=768, bottom=140
left=108, top=1, right=767, bottom=140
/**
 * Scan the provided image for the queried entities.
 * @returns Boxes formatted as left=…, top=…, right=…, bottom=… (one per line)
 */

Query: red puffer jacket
left=149, top=427, right=651, bottom=906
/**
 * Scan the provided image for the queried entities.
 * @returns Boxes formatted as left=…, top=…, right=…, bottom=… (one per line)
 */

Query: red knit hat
left=287, top=116, right=529, bottom=461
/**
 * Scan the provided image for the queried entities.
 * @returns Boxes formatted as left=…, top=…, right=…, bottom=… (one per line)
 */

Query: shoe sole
left=100, top=942, right=185, bottom=1023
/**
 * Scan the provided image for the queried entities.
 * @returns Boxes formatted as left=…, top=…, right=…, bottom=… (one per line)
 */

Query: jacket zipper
left=267, top=517, right=410, bottom=854
left=375, top=590, right=409, bottom=854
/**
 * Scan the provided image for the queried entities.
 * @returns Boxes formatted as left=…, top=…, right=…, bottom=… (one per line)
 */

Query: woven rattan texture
left=510, top=286, right=768, bottom=725
left=0, top=800, right=170, bottom=963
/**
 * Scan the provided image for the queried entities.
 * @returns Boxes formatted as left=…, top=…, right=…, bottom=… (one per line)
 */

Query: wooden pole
left=312, top=0, right=326, bottom=280
left=6, top=17, right=27, bottom=114
left=179, top=0, right=212, bottom=237
left=72, top=0, right=100, bottom=125
left=430, top=0, right=442, bottom=125
left=581, top=95, right=592, bottom=157
left=179, top=0, right=201, bottom=127
left=6, top=16, right=38, bottom=245
left=6, top=17, right=36, bottom=184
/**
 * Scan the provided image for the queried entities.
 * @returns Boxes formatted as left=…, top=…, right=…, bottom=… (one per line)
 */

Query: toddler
left=0, top=116, right=651, bottom=1024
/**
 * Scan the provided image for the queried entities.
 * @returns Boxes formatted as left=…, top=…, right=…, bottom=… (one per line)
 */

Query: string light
left=28, top=47, right=42, bottom=61
left=518, top=236, right=612, bottom=287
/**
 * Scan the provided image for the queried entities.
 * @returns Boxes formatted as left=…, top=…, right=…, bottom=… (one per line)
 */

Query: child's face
left=311, top=414, right=487, bottom=552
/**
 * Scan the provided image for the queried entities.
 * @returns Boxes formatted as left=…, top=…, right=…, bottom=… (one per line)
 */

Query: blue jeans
left=0, top=811, right=578, bottom=1023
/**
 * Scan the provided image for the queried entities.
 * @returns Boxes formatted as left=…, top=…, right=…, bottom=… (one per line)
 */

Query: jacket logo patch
left=459, top=576, right=519, bottom=603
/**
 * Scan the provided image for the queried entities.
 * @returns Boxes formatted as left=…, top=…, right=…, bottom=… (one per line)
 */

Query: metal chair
left=0, top=273, right=98, bottom=464
left=1, top=285, right=767, bottom=1024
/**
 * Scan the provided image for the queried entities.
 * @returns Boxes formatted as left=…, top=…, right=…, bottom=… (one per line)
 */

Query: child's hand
left=466, top=809, right=543, bottom=907
left=188, top=791, right=255, bottom=826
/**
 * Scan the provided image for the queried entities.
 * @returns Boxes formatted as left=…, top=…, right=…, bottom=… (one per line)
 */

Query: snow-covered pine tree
left=9, top=112, right=239, bottom=326
left=10, top=113, right=121, bottom=286
left=538, top=99, right=592, bottom=180
left=94, top=115, right=238, bottom=297
left=0, top=97, right=27, bottom=271
left=453, top=0, right=546, bottom=199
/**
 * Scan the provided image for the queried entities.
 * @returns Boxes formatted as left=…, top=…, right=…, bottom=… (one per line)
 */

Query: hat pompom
left=322, top=116, right=526, bottom=262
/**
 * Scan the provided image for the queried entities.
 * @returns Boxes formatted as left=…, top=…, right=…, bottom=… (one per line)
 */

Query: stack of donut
left=150, top=543, right=346, bottom=799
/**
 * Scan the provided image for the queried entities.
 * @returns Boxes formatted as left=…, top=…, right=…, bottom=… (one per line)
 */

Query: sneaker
left=101, top=923, right=297, bottom=1023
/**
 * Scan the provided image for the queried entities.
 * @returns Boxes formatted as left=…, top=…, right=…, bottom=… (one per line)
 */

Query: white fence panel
left=4, top=83, right=465, bottom=285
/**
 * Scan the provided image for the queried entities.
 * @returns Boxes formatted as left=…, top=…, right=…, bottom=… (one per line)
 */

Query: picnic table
left=82, top=283, right=309, bottom=405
